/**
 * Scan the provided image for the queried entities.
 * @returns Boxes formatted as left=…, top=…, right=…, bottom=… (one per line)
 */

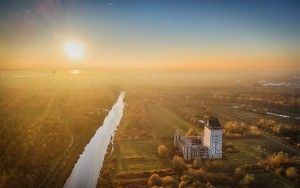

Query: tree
left=193, top=158, right=202, bottom=168
left=240, top=174, right=255, bottom=186
left=205, top=182, right=216, bottom=188
left=235, top=167, right=246, bottom=178
left=178, top=180, right=187, bottom=188
left=158, top=144, right=168, bottom=158
left=265, top=151, right=289, bottom=169
left=249, top=125, right=261, bottom=136
left=275, top=168, right=283, bottom=175
left=286, top=167, right=298, bottom=179
left=148, top=174, right=162, bottom=186
left=173, top=155, right=187, bottom=172
left=162, top=176, right=174, bottom=186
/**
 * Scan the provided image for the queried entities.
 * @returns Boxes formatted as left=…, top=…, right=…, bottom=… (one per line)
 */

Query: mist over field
left=0, top=70, right=299, bottom=187
left=1, top=0, right=300, bottom=187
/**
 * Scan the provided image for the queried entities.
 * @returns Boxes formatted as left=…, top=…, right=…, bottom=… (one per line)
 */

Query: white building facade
left=174, top=116, right=222, bottom=160
left=203, top=116, right=222, bottom=158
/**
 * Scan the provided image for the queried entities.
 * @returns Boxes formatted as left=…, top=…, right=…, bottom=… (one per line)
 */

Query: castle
left=174, top=116, right=222, bottom=160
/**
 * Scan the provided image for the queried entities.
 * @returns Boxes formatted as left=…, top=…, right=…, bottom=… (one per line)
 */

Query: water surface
left=64, top=92, right=125, bottom=188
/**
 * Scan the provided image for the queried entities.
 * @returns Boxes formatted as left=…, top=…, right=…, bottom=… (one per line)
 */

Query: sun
left=63, top=40, right=84, bottom=59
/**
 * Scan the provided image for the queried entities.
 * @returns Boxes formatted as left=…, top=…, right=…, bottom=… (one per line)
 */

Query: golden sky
left=0, top=0, right=299, bottom=71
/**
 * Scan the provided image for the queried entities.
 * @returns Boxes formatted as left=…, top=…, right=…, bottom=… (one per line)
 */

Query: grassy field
left=110, top=89, right=299, bottom=187
left=115, top=101, right=196, bottom=172
left=114, top=96, right=299, bottom=171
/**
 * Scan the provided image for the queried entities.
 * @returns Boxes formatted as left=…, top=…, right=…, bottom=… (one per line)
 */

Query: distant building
left=174, top=116, right=222, bottom=160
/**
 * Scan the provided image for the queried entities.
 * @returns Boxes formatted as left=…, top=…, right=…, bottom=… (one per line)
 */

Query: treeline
left=223, top=121, right=261, bottom=138
left=146, top=151, right=300, bottom=188
left=256, top=119, right=300, bottom=145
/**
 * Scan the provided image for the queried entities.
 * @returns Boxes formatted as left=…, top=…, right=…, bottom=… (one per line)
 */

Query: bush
left=205, top=160, right=228, bottom=172
left=275, top=168, right=283, bottom=175
left=173, top=155, right=187, bottom=172
left=178, top=180, right=187, bottom=188
left=240, top=174, right=255, bottom=186
left=158, top=144, right=168, bottom=158
left=193, top=158, right=202, bottom=168
left=249, top=125, right=261, bottom=136
left=286, top=167, right=298, bottom=179
left=162, top=176, right=174, bottom=186
left=235, top=167, right=246, bottom=178
left=223, top=121, right=260, bottom=138
left=264, top=151, right=290, bottom=169
left=205, top=182, right=216, bottom=188
left=148, top=174, right=162, bottom=186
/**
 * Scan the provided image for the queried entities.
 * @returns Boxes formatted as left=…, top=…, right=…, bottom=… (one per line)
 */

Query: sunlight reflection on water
left=63, top=92, right=125, bottom=188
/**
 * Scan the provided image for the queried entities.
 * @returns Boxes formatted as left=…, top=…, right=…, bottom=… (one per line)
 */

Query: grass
left=113, top=95, right=298, bottom=187
left=116, top=100, right=297, bottom=173
left=146, top=103, right=195, bottom=137
left=115, top=102, right=196, bottom=172
left=117, top=140, right=171, bottom=171
left=254, top=171, right=295, bottom=188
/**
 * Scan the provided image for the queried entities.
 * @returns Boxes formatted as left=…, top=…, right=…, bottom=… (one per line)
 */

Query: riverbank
left=64, top=92, right=125, bottom=188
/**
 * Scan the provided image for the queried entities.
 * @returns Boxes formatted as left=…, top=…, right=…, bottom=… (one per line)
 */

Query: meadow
left=98, top=71, right=299, bottom=187
left=0, top=70, right=299, bottom=187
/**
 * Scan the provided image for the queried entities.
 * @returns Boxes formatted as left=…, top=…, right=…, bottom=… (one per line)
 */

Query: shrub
left=173, top=155, right=187, bottom=171
left=158, top=144, right=168, bottom=158
left=205, top=160, right=227, bottom=172
left=178, top=180, right=187, bottom=188
left=235, top=167, right=246, bottom=178
left=148, top=174, right=162, bottom=186
left=223, top=121, right=260, bottom=138
left=286, top=167, right=298, bottom=179
left=173, top=155, right=187, bottom=172
left=265, top=151, right=290, bottom=169
left=162, top=176, right=174, bottom=186
left=205, top=182, right=216, bottom=188
left=193, top=158, right=202, bottom=168
left=240, top=174, right=255, bottom=186
left=249, top=125, right=261, bottom=136
left=275, top=168, right=283, bottom=175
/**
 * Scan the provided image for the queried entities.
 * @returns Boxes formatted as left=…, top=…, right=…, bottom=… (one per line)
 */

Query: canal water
left=64, top=92, right=126, bottom=188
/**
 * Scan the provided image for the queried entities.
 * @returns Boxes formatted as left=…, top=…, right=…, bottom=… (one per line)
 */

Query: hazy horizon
left=1, top=0, right=300, bottom=71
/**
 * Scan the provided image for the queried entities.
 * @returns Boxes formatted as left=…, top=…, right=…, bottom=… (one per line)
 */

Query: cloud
left=106, top=2, right=114, bottom=6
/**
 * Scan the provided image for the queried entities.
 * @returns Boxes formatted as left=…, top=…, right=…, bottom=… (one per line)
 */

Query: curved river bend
left=64, top=92, right=125, bottom=188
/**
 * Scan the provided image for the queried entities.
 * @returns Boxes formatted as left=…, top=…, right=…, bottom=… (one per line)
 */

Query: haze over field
left=0, top=1, right=300, bottom=188
left=0, top=0, right=300, bottom=71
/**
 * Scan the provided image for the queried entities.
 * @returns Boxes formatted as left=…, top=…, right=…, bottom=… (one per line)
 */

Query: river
left=63, top=92, right=126, bottom=188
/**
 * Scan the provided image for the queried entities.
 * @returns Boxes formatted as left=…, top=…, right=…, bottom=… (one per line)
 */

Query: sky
left=0, top=0, right=300, bottom=71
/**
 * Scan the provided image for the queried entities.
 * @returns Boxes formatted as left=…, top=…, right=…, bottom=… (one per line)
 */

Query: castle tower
left=203, top=116, right=222, bottom=158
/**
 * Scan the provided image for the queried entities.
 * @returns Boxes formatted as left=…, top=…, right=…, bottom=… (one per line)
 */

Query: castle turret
left=203, top=116, right=222, bottom=158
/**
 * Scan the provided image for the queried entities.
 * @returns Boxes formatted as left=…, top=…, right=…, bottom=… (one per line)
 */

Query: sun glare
left=63, top=40, right=84, bottom=59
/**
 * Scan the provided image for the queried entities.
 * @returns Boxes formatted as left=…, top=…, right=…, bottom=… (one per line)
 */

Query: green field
left=112, top=95, right=299, bottom=187
left=115, top=102, right=196, bottom=172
